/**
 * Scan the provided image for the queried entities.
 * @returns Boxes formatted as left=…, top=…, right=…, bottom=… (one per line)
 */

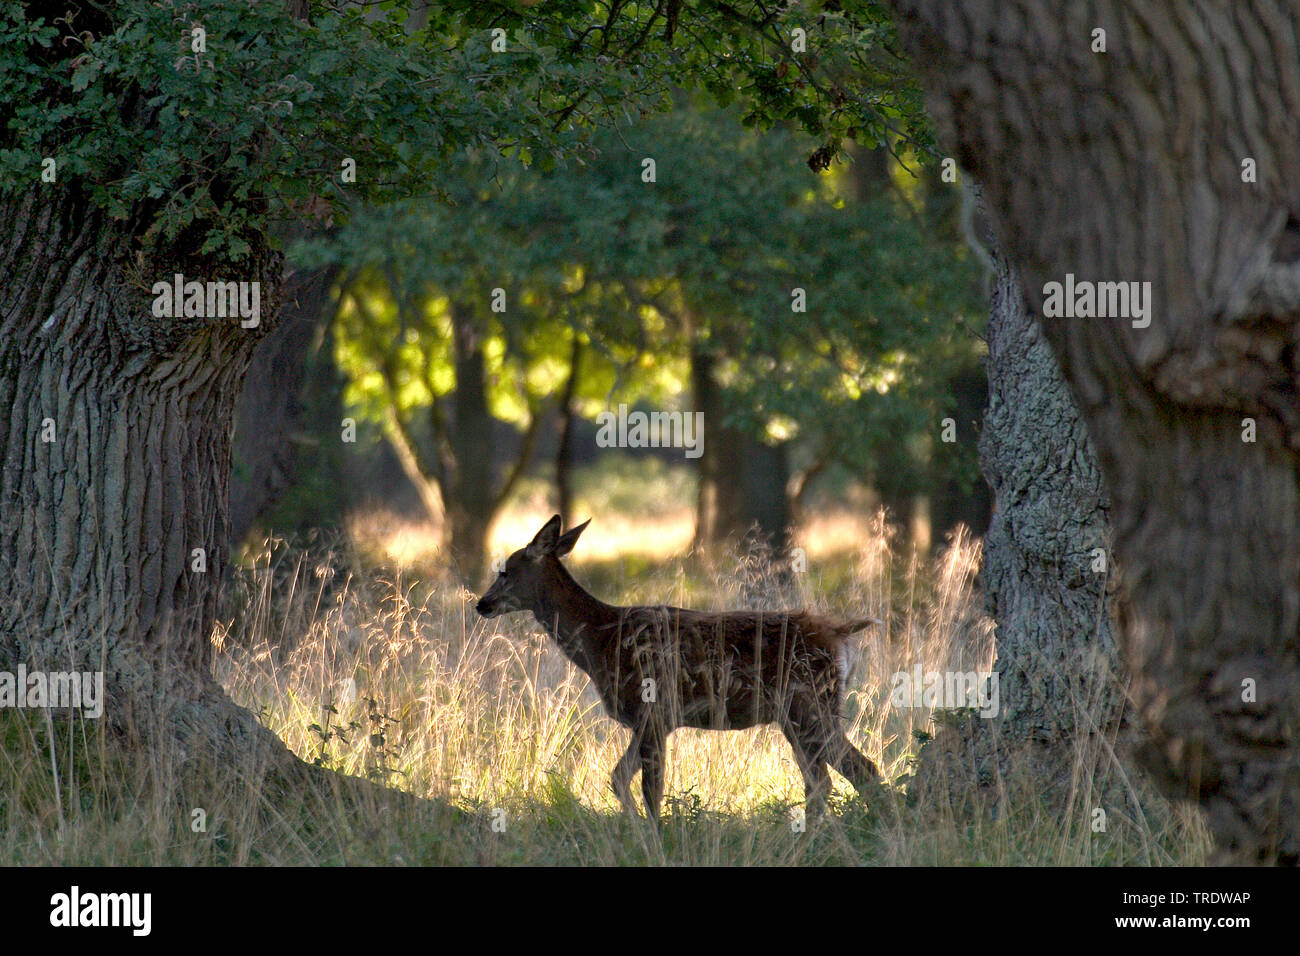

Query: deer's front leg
left=611, top=732, right=642, bottom=816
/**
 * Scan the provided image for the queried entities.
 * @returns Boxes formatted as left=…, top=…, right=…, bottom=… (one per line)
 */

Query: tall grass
left=0, top=505, right=1209, bottom=865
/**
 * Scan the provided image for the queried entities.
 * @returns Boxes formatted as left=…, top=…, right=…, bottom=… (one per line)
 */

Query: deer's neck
left=529, top=563, right=619, bottom=671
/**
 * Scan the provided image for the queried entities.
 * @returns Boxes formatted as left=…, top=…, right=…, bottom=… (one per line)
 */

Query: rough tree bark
left=891, top=0, right=1300, bottom=863
left=914, top=233, right=1124, bottom=806
left=980, top=251, right=1122, bottom=744
left=0, top=189, right=302, bottom=778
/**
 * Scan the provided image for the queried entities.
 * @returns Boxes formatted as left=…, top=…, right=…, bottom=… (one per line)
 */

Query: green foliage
left=461, top=0, right=935, bottom=164
left=2, top=0, right=977, bottom=504
left=551, top=101, right=984, bottom=489
left=0, top=1, right=670, bottom=260
left=2, top=1, right=935, bottom=263
left=305, top=142, right=693, bottom=457
left=309, top=696, right=403, bottom=783
left=313, top=94, right=982, bottom=500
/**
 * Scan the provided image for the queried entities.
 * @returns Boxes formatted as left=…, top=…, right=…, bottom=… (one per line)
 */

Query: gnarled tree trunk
left=914, top=231, right=1124, bottom=808
left=0, top=189, right=300, bottom=776
left=980, top=251, right=1122, bottom=744
left=892, top=0, right=1300, bottom=863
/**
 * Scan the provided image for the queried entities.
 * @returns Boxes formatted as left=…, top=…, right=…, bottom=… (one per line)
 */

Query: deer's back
left=590, top=606, right=854, bottom=731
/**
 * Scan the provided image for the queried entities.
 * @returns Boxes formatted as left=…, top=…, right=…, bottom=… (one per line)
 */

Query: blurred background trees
left=238, top=97, right=987, bottom=584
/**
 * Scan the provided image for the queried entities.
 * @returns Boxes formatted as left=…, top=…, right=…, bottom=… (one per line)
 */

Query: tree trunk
left=445, top=302, right=496, bottom=585
left=913, top=235, right=1123, bottom=807
left=981, top=251, right=1122, bottom=743
left=691, top=347, right=792, bottom=555
left=365, top=287, right=542, bottom=587
left=555, top=334, right=582, bottom=528
left=0, top=190, right=301, bottom=776
left=230, top=265, right=341, bottom=546
left=693, top=348, right=743, bottom=550
left=740, top=438, right=792, bottom=556
left=892, top=0, right=1300, bottom=863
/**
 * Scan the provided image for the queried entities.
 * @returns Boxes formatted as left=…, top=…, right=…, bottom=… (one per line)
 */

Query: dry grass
left=0, top=503, right=1210, bottom=865
left=223, top=510, right=984, bottom=812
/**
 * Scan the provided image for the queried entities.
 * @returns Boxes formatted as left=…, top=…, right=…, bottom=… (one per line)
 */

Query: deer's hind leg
left=638, top=727, right=666, bottom=824
left=780, top=719, right=833, bottom=820
left=612, top=733, right=642, bottom=816
left=829, top=735, right=878, bottom=794
left=818, top=676, right=878, bottom=795
left=782, top=682, right=874, bottom=816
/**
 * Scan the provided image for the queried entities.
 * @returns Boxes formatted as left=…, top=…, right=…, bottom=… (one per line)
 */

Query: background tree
left=530, top=102, right=986, bottom=555
left=306, top=97, right=983, bottom=572
left=302, top=161, right=687, bottom=583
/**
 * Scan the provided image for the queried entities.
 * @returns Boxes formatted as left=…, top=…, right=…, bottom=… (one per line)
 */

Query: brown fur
left=477, top=516, right=881, bottom=821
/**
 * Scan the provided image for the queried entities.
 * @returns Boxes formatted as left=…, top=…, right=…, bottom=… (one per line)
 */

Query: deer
left=475, top=515, right=883, bottom=823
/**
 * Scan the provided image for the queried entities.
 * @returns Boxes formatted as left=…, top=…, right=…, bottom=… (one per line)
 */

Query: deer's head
left=475, top=515, right=590, bottom=618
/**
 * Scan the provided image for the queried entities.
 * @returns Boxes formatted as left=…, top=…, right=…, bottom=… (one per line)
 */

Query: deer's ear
left=525, top=515, right=563, bottom=559
left=554, top=519, right=590, bottom=558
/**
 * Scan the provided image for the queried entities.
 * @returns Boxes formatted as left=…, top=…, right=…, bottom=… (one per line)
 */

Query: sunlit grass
left=223, top=511, right=940, bottom=817
left=209, top=501, right=1204, bottom=864
left=0, top=488, right=1211, bottom=865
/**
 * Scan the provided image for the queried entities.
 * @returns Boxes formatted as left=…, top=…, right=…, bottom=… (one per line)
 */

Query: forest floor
left=0, top=467, right=1212, bottom=865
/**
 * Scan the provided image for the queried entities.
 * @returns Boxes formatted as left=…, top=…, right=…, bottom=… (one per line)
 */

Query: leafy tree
left=526, top=101, right=985, bottom=551
left=311, top=98, right=982, bottom=573
left=0, top=0, right=673, bottom=773
left=298, top=153, right=686, bottom=582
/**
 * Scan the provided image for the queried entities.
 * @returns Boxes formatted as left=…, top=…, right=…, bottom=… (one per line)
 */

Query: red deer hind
left=475, top=515, right=882, bottom=821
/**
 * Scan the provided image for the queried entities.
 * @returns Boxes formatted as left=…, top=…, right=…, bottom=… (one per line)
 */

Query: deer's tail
left=830, top=617, right=883, bottom=692
left=834, top=616, right=884, bottom=637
